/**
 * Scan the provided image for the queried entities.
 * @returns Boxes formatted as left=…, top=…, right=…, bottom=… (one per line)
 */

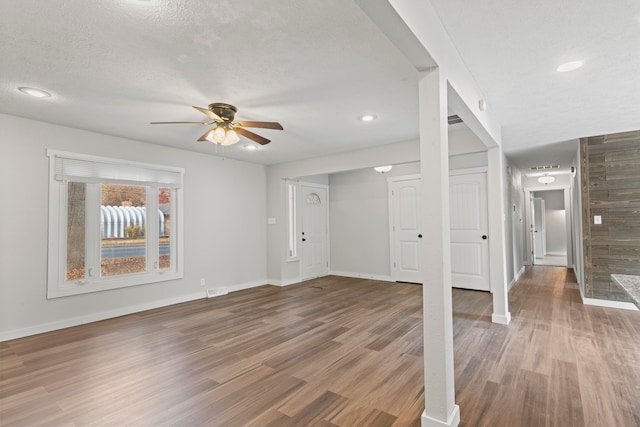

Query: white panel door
left=300, top=185, right=329, bottom=280
left=449, top=172, right=490, bottom=291
left=390, top=178, right=423, bottom=283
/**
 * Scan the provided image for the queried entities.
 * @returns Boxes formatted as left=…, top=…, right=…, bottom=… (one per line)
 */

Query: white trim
left=448, top=166, right=487, bottom=176
left=226, top=280, right=269, bottom=293
left=508, top=265, right=525, bottom=291
left=47, top=149, right=185, bottom=177
left=421, top=405, right=460, bottom=427
left=579, top=287, right=639, bottom=311
left=268, top=278, right=301, bottom=287
left=330, top=270, right=394, bottom=282
left=1, top=279, right=271, bottom=342
left=0, top=291, right=202, bottom=342
left=491, top=312, right=512, bottom=324
left=387, top=173, right=421, bottom=183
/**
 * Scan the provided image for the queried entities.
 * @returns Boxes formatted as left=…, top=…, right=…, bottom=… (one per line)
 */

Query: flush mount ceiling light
left=359, top=114, right=377, bottom=122
left=17, top=86, right=51, bottom=98
left=537, top=175, right=555, bottom=184
left=374, top=165, right=392, bottom=173
left=556, top=61, right=583, bottom=73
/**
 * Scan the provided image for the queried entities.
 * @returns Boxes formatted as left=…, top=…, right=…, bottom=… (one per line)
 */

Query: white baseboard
left=579, top=289, right=639, bottom=311
left=508, top=266, right=525, bottom=291
left=0, top=291, right=203, bottom=342
left=421, top=405, right=460, bottom=427
left=268, top=278, right=301, bottom=287
left=330, top=270, right=394, bottom=282
left=227, top=280, right=268, bottom=292
left=492, top=312, right=512, bottom=325
left=1, top=279, right=270, bottom=342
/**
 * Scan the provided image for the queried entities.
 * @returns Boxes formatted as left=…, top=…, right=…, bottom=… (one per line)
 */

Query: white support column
left=487, top=146, right=511, bottom=324
left=419, top=68, right=460, bottom=427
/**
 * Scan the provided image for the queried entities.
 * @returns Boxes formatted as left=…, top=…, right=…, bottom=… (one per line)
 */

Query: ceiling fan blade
left=236, top=121, right=283, bottom=130
left=150, top=121, right=212, bottom=125
left=197, top=129, right=215, bottom=142
left=236, top=127, right=271, bottom=145
left=193, top=106, right=222, bottom=121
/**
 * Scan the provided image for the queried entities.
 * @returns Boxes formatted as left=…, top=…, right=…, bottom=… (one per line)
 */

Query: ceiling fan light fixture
left=213, top=126, right=226, bottom=143
left=226, top=129, right=240, bottom=145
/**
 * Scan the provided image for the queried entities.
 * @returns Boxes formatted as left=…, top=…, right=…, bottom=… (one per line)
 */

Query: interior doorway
left=527, top=188, right=569, bottom=267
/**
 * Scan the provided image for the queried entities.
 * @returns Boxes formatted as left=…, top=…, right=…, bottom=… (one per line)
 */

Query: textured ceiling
left=1, top=0, right=638, bottom=168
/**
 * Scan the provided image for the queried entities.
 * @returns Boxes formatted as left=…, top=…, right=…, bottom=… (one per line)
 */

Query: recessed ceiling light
left=556, top=61, right=583, bottom=73
left=18, top=86, right=52, bottom=98
left=359, top=114, right=377, bottom=122
left=243, top=144, right=258, bottom=151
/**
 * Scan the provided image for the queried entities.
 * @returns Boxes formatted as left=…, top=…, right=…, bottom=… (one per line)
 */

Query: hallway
left=453, top=266, right=640, bottom=426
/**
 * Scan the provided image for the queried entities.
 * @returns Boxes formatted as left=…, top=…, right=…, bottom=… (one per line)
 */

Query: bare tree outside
left=66, top=182, right=86, bottom=280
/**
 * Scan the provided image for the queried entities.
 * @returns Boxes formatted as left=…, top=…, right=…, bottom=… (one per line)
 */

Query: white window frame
left=47, top=150, right=184, bottom=298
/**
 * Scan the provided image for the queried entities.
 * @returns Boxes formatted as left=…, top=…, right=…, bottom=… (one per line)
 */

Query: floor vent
left=206, top=287, right=229, bottom=298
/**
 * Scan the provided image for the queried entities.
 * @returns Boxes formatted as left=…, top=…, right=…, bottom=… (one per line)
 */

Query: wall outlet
left=200, top=278, right=205, bottom=286
left=206, top=287, right=229, bottom=298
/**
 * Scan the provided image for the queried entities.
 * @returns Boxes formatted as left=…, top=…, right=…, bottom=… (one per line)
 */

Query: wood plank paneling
left=581, top=130, right=640, bottom=300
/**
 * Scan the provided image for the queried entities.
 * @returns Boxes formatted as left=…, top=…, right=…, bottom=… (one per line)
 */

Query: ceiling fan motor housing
left=208, top=103, right=237, bottom=122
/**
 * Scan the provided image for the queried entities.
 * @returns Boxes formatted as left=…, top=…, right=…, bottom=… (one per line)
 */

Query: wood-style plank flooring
left=1, top=267, right=639, bottom=426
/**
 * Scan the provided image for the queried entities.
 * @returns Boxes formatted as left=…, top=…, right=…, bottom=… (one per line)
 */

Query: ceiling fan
left=151, top=103, right=283, bottom=146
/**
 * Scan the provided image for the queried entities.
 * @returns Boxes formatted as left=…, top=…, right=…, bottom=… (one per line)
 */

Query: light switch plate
left=594, top=215, right=602, bottom=225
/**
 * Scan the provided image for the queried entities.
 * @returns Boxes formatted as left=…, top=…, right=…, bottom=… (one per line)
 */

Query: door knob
left=418, top=234, right=422, bottom=238
left=482, top=235, right=488, bottom=240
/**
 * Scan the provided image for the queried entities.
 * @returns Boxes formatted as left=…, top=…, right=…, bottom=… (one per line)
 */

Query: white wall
left=266, top=139, right=421, bottom=284
left=329, top=163, right=420, bottom=279
left=534, top=190, right=567, bottom=255
left=0, top=114, right=268, bottom=340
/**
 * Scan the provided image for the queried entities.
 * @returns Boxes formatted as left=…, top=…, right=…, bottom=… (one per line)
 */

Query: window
left=47, top=150, right=184, bottom=298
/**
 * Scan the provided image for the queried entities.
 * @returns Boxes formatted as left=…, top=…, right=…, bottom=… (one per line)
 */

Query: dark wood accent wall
left=581, top=130, right=640, bottom=300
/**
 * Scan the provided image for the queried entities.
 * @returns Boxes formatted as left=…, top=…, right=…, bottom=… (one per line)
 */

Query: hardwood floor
left=1, top=267, right=639, bottom=426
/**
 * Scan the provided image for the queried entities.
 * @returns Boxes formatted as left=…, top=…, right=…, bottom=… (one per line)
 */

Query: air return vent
left=448, top=115, right=463, bottom=125
left=529, top=165, right=560, bottom=171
